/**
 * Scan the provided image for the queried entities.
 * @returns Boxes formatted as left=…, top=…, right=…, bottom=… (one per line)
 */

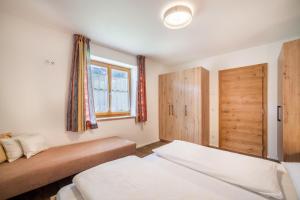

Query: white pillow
left=18, top=134, right=48, bottom=158
left=0, top=137, right=23, bottom=162
left=282, top=162, right=300, bottom=198
left=153, top=140, right=283, bottom=199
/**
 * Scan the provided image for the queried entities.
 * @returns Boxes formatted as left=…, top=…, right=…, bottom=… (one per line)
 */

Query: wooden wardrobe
left=159, top=67, right=209, bottom=145
left=278, top=39, right=300, bottom=162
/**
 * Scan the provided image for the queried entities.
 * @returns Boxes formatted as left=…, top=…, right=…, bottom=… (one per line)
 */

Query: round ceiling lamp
left=163, top=5, right=193, bottom=29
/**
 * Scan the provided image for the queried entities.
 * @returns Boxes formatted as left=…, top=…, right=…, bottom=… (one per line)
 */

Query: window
left=91, top=60, right=131, bottom=118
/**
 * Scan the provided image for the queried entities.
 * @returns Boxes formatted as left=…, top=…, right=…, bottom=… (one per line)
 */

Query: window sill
left=97, top=116, right=136, bottom=122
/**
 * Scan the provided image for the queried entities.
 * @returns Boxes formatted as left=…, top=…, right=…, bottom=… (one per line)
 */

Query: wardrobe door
left=159, top=72, right=182, bottom=141
left=164, top=73, right=174, bottom=141
left=201, top=68, right=210, bottom=146
left=159, top=74, right=168, bottom=141
left=172, top=72, right=184, bottom=140
left=166, top=72, right=175, bottom=141
left=181, top=68, right=201, bottom=144
left=164, top=72, right=178, bottom=141
left=281, top=39, right=300, bottom=162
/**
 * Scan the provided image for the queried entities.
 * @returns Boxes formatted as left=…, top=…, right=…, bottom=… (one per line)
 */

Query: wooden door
left=219, top=64, right=267, bottom=157
left=181, top=68, right=201, bottom=144
left=281, top=39, right=300, bottom=161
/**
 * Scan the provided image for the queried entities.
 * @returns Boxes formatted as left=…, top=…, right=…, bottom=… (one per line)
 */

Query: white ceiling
left=1, top=0, right=300, bottom=66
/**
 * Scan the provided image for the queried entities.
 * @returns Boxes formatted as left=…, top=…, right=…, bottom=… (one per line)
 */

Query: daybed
left=0, top=136, right=136, bottom=200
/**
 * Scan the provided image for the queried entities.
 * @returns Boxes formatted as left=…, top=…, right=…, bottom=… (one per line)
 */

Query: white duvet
left=153, top=140, right=283, bottom=199
left=73, top=156, right=228, bottom=200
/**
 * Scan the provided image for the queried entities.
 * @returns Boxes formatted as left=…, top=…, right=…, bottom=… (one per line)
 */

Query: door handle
left=171, top=104, right=174, bottom=116
left=185, top=105, right=187, bottom=116
left=277, top=106, right=282, bottom=122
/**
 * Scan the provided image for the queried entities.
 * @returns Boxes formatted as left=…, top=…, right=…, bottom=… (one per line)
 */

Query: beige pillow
left=0, top=145, right=7, bottom=163
left=0, top=132, right=12, bottom=163
left=0, top=137, right=23, bottom=162
left=0, top=132, right=12, bottom=138
left=18, top=134, right=48, bottom=158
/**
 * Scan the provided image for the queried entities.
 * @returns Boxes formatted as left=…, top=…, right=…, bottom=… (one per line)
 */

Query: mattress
left=57, top=154, right=298, bottom=200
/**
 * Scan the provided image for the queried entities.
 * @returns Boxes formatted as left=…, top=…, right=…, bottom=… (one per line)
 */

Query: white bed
left=56, top=141, right=299, bottom=200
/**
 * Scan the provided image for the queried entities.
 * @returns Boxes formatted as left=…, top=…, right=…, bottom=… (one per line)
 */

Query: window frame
left=91, top=60, right=131, bottom=118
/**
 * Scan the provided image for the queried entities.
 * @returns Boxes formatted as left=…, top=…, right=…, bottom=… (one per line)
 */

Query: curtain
left=67, top=34, right=98, bottom=132
left=136, top=55, right=147, bottom=122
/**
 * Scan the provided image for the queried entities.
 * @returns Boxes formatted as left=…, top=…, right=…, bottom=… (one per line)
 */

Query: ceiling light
left=163, top=5, right=193, bottom=29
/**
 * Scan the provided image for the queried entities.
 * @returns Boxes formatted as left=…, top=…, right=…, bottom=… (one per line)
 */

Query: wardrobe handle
left=185, top=105, right=187, bottom=116
left=171, top=105, right=174, bottom=116
left=168, top=104, right=171, bottom=116
left=277, top=106, right=282, bottom=122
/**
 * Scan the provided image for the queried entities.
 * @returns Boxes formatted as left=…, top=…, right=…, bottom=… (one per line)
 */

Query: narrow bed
left=57, top=141, right=299, bottom=200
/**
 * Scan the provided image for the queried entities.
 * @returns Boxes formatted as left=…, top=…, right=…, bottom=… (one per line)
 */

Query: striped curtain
left=67, top=34, right=98, bottom=132
left=136, top=55, right=147, bottom=122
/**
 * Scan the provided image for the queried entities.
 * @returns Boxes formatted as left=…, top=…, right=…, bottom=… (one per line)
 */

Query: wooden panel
left=201, top=68, right=210, bottom=146
left=171, top=71, right=183, bottom=140
left=262, top=63, right=268, bottom=158
left=159, top=74, right=168, bottom=140
left=159, top=72, right=182, bottom=141
left=281, top=39, right=300, bottom=162
left=219, top=67, right=264, bottom=81
left=164, top=73, right=172, bottom=141
left=221, top=130, right=262, bottom=144
left=221, top=112, right=262, bottom=122
left=165, top=72, right=177, bottom=141
left=181, top=68, right=200, bottom=143
left=219, top=64, right=267, bottom=157
left=221, top=141, right=263, bottom=156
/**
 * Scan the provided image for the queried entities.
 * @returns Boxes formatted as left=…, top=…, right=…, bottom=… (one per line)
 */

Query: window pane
left=91, top=65, right=109, bottom=112
left=111, top=69, right=130, bottom=112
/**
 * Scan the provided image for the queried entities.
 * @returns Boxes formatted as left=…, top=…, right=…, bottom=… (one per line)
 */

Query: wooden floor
left=9, top=141, right=168, bottom=200
left=135, top=141, right=168, bottom=158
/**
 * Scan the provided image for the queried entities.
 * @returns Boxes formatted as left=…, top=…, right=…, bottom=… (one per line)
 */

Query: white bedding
left=57, top=142, right=297, bottom=200
left=73, top=156, right=227, bottom=200
left=58, top=154, right=297, bottom=200
left=282, top=162, right=300, bottom=198
left=56, top=184, right=83, bottom=200
left=145, top=154, right=298, bottom=200
left=153, top=140, right=283, bottom=199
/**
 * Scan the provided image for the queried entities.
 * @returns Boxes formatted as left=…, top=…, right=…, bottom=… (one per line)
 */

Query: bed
left=56, top=141, right=299, bottom=200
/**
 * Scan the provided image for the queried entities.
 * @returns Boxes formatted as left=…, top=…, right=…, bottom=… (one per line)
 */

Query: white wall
left=172, top=38, right=299, bottom=159
left=172, top=40, right=300, bottom=159
left=1, top=10, right=299, bottom=159
left=0, top=13, right=168, bottom=148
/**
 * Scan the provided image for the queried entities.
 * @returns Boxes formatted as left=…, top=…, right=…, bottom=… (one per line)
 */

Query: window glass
left=111, top=69, right=130, bottom=112
left=91, top=65, right=109, bottom=112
